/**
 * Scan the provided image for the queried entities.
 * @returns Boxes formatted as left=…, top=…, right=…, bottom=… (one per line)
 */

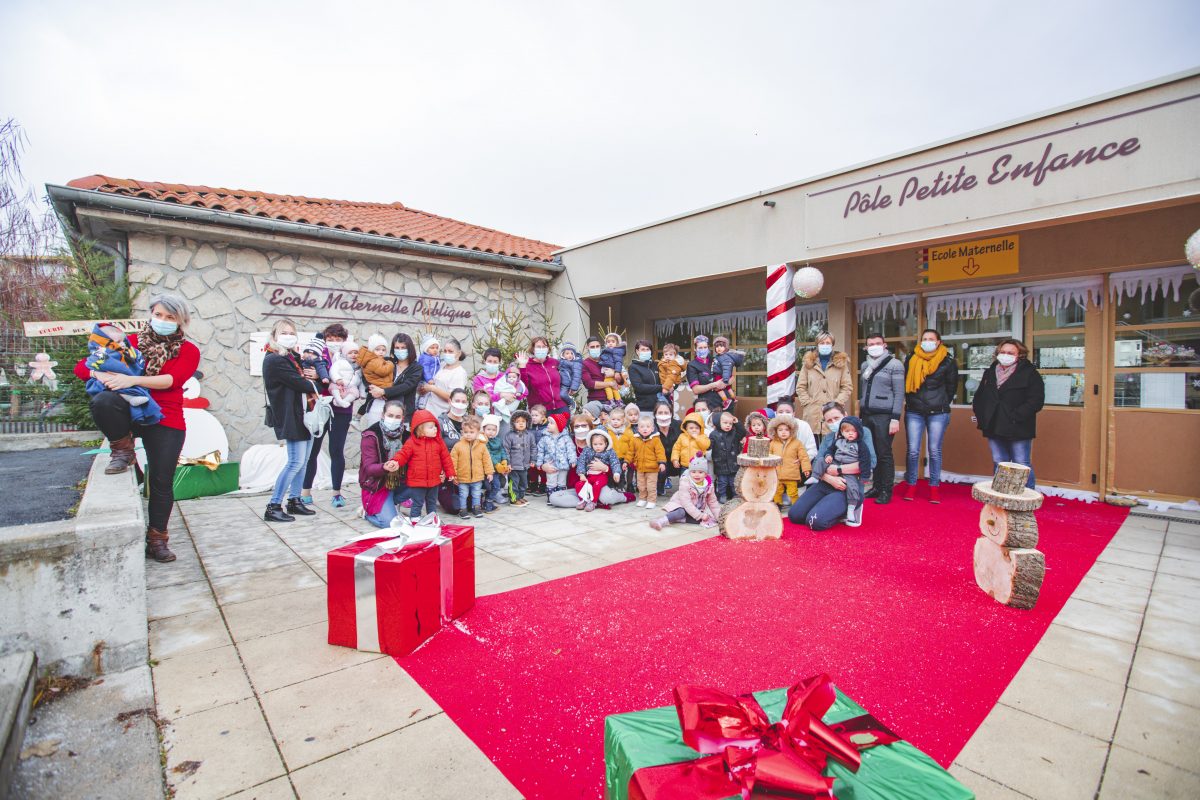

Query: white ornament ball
left=792, top=266, right=825, bottom=299
left=1186, top=228, right=1200, bottom=270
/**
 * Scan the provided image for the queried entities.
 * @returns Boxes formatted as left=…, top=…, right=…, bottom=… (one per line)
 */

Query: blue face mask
left=394, top=348, right=408, bottom=361
left=533, top=347, right=549, bottom=359
left=588, top=347, right=602, bottom=359
left=637, top=350, right=652, bottom=361
left=817, top=344, right=833, bottom=356
left=484, top=363, right=499, bottom=375
left=441, top=352, right=458, bottom=365
left=695, top=347, right=709, bottom=358
left=149, top=318, right=178, bottom=336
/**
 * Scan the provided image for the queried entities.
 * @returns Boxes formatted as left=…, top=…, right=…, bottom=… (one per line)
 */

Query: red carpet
left=399, top=484, right=1128, bottom=799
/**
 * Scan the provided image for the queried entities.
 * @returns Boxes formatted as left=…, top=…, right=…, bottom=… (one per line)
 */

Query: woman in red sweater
left=73, top=294, right=200, bottom=563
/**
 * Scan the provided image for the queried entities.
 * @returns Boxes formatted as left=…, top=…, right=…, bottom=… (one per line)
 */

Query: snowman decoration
left=180, top=371, right=230, bottom=462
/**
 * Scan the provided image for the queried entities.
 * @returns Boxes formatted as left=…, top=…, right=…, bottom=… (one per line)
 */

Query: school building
left=548, top=69, right=1200, bottom=503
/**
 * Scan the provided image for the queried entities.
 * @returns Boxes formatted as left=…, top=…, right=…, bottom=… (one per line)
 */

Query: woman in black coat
left=627, top=338, right=663, bottom=412
left=653, top=400, right=682, bottom=496
left=972, top=338, right=1045, bottom=489
left=262, top=318, right=318, bottom=522
left=373, top=332, right=424, bottom=424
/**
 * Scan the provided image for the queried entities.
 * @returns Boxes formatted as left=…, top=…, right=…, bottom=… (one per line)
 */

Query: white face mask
left=996, top=353, right=1017, bottom=367
left=656, top=414, right=672, bottom=424
left=451, top=401, right=469, bottom=411
left=921, top=340, right=939, bottom=353
left=866, top=344, right=887, bottom=359
left=276, top=333, right=298, bottom=350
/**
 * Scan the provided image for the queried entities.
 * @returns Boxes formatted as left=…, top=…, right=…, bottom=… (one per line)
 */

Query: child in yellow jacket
left=671, top=412, right=710, bottom=471
left=629, top=414, right=667, bottom=507
left=607, top=410, right=637, bottom=494
left=450, top=416, right=494, bottom=519
left=769, top=414, right=812, bottom=508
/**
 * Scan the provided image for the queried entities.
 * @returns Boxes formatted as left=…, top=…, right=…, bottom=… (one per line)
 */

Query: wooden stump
left=973, top=537, right=1045, bottom=610
left=746, top=437, right=771, bottom=458
left=734, top=465, right=778, bottom=503
left=992, top=462, right=1032, bottom=496
left=971, top=481, right=1043, bottom=511
left=719, top=498, right=783, bottom=540
left=979, top=504, right=1039, bottom=549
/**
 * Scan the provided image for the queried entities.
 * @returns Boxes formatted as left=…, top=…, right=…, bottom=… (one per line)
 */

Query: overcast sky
left=2, top=1, right=1197, bottom=249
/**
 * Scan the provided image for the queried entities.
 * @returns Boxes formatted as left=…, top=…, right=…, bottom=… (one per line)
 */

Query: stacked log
left=971, top=463, right=1046, bottom=610
left=719, top=438, right=783, bottom=540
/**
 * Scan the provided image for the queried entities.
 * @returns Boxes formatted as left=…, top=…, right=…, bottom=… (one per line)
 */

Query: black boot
left=286, top=498, right=317, bottom=516
left=874, top=490, right=893, bottom=505
left=864, top=485, right=880, bottom=499
left=264, top=503, right=295, bottom=522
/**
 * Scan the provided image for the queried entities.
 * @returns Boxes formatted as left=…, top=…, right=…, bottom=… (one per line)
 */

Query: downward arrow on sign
left=962, top=257, right=981, bottom=276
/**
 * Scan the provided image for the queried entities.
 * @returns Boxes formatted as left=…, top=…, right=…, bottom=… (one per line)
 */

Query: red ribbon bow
left=629, top=674, right=899, bottom=800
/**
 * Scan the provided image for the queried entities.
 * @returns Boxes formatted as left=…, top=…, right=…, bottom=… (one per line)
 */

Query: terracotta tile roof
left=67, top=175, right=560, bottom=263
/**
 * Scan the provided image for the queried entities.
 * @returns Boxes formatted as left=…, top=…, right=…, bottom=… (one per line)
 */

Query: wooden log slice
left=719, top=498, right=783, bottom=540
left=736, top=454, right=782, bottom=468
left=734, top=465, right=778, bottom=502
left=746, top=438, right=771, bottom=458
left=971, top=481, right=1043, bottom=511
left=973, top=537, right=1045, bottom=610
left=991, top=462, right=1032, bottom=496
left=979, top=505, right=1039, bottom=549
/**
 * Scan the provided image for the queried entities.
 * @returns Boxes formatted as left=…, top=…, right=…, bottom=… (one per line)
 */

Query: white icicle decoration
left=854, top=294, right=918, bottom=322
left=926, top=288, right=1022, bottom=321
left=654, top=309, right=766, bottom=339
left=1023, top=277, right=1103, bottom=316
left=1109, top=265, right=1191, bottom=305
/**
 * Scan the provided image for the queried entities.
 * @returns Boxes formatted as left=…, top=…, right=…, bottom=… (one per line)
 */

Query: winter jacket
left=813, top=427, right=877, bottom=479
left=630, top=432, right=667, bottom=473
left=827, top=416, right=873, bottom=481
left=796, top=350, right=854, bottom=435
left=709, top=427, right=745, bottom=476
left=383, top=360, right=426, bottom=421
left=530, top=420, right=549, bottom=446
left=607, top=425, right=635, bottom=463
left=904, top=354, right=960, bottom=416
left=771, top=436, right=812, bottom=482
left=451, top=437, right=494, bottom=484
left=628, top=359, right=663, bottom=411
left=484, top=435, right=507, bottom=470
left=359, top=425, right=409, bottom=515
left=538, top=429, right=577, bottom=471
left=655, top=418, right=683, bottom=473
left=671, top=412, right=711, bottom=468
left=858, top=353, right=906, bottom=420
left=520, top=357, right=565, bottom=412
left=599, top=343, right=626, bottom=374
left=329, top=357, right=363, bottom=412
left=659, top=356, right=685, bottom=393
left=393, top=410, right=456, bottom=488
left=972, top=360, right=1045, bottom=440
left=503, top=428, right=538, bottom=471
left=85, top=344, right=162, bottom=425
left=472, top=371, right=502, bottom=402
left=556, top=346, right=583, bottom=409
left=263, top=351, right=316, bottom=442
left=357, top=349, right=395, bottom=391
left=686, top=356, right=725, bottom=413
left=581, top=357, right=610, bottom=402
left=663, top=473, right=722, bottom=521
left=575, top=446, right=622, bottom=479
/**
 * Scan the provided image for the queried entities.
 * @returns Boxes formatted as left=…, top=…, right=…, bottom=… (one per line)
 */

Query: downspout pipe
left=46, top=184, right=563, bottom=274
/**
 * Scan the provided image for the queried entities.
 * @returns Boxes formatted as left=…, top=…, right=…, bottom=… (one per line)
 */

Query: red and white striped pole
left=766, top=263, right=797, bottom=408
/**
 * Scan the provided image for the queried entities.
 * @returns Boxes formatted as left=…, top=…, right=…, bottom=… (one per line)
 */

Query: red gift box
left=327, top=525, right=475, bottom=657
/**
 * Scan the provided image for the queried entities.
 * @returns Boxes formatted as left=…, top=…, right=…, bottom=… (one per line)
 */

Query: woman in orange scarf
left=902, top=329, right=958, bottom=503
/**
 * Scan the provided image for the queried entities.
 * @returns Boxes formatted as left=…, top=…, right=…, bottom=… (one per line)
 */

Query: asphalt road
left=0, top=447, right=92, bottom=526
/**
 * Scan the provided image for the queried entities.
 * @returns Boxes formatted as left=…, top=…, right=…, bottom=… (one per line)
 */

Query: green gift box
left=172, top=463, right=240, bottom=500
left=604, top=684, right=973, bottom=800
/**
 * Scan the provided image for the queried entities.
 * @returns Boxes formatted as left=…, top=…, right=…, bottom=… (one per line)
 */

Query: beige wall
left=559, top=72, right=1200, bottom=299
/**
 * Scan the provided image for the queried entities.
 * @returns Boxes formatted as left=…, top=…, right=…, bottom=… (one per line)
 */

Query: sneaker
left=331, top=494, right=346, bottom=508
left=635, top=500, right=645, bottom=508
left=401, top=499, right=413, bottom=508
left=584, top=502, right=596, bottom=512
left=845, top=504, right=863, bottom=527
left=576, top=500, right=587, bottom=510
left=649, top=517, right=666, bottom=531
left=300, top=495, right=314, bottom=505
left=458, top=510, right=470, bottom=520
left=483, top=504, right=496, bottom=513
left=473, top=508, right=484, bottom=519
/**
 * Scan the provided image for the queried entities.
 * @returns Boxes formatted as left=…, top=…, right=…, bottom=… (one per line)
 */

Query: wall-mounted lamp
left=763, top=200, right=776, bottom=208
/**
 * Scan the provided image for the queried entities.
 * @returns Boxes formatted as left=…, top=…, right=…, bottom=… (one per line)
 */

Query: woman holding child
left=627, top=339, right=663, bottom=413
left=517, top=336, right=570, bottom=432
left=358, top=400, right=410, bottom=527
left=75, top=292, right=199, bottom=563
left=373, top=332, right=424, bottom=423
left=684, top=335, right=727, bottom=414
left=261, top=318, right=319, bottom=524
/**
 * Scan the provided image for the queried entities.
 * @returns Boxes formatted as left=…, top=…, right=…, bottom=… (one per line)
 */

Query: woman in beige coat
left=795, top=332, right=853, bottom=435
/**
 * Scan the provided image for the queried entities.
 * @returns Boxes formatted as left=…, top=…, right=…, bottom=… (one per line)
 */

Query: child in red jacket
left=393, top=409, right=456, bottom=518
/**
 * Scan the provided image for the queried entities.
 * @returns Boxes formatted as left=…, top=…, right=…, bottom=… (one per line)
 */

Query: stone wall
left=126, top=232, right=546, bottom=459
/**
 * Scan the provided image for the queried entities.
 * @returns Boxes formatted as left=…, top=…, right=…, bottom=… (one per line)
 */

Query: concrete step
left=0, top=650, right=37, bottom=798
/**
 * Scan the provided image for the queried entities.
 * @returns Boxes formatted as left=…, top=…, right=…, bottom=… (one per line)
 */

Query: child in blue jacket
left=84, top=323, right=163, bottom=425
left=557, top=342, right=583, bottom=411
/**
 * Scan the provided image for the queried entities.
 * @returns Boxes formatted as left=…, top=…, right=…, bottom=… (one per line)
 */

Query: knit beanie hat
left=367, top=334, right=388, bottom=352
left=481, top=414, right=502, bottom=432
left=421, top=335, right=439, bottom=352
left=340, top=340, right=359, bottom=356
left=688, top=455, right=709, bottom=473
left=559, top=341, right=578, bottom=357
left=301, top=338, right=325, bottom=356
left=584, top=400, right=604, bottom=421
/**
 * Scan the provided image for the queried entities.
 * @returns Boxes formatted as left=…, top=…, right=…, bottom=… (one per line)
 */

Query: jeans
left=90, top=391, right=186, bottom=531
left=987, top=437, right=1036, bottom=488
left=787, top=481, right=848, bottom=530
left=457, top=480, right=483, bottom=512
left=715, top=473, right=735, bottom=503
left=861, top=413, right=896, bottom=493
left=271, top=438, right=314, bottom=504
left=509, top=469, right=529, bottom=500
left=485, top=474, right=505, bottom=508
left=407, top=485, right=440, bottom=517
left=303, top=413, right=351, bottom=492
left=364, top=486, right=406, bottom=528
left=904, top=411, right=951, bottom=486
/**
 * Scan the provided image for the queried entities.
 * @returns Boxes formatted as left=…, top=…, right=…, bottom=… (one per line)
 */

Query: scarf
left=906, top=344, right=948, bottom=394
left=862, top=352, right=887, bottom=381
left=995, top=361, right=1019, bottom=387
left=139, top=327, right=184, bottom=376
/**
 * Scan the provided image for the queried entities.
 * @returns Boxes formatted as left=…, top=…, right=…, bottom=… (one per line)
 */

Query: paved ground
left=145, top=491, right=1200, bottom=800
left=0, top=447, right=90, bottom=525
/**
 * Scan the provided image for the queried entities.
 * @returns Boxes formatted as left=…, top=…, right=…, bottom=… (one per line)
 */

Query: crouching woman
left=359, top=400, right=409, bottom=528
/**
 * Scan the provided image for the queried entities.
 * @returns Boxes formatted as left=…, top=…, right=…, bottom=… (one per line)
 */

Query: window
left=653, top=310, right=768, bottom=398
left=927, top=289, right=1022, bottom=405
left=794, top=302, right=830, bottom=369
left=1111, top=271, right=1200, bottom=410
left=855, top=294, right=918, bottom=369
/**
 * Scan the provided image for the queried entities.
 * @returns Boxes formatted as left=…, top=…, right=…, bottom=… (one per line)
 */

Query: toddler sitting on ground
left=650, top=456, right=720, bottom=530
